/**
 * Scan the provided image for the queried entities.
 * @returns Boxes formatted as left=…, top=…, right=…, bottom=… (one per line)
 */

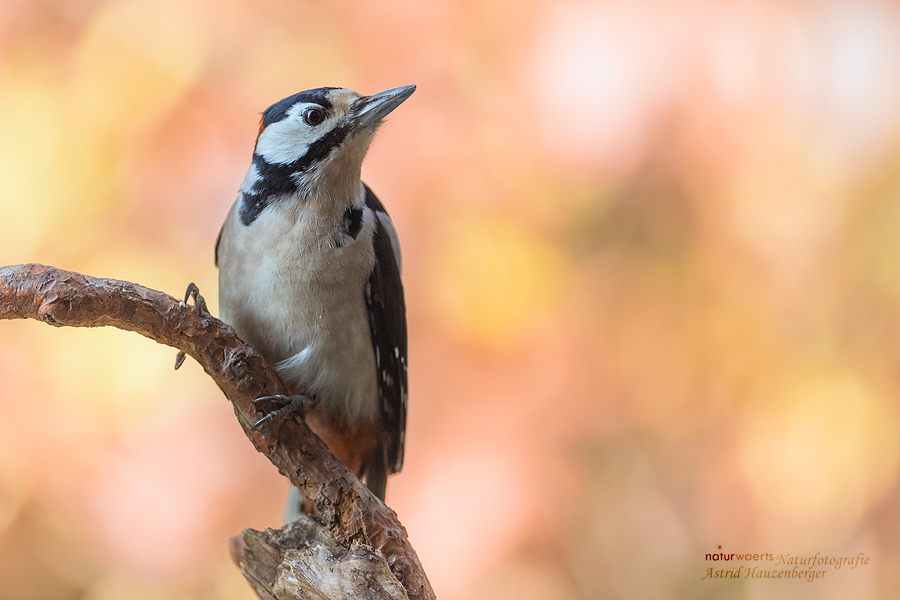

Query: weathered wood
left=241, top=517, right=409, bottom=600
left=0, top=263, right=434, bottom=600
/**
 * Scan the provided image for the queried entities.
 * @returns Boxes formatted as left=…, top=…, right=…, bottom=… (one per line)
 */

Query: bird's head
left=238, top=85, right=415, bottom=224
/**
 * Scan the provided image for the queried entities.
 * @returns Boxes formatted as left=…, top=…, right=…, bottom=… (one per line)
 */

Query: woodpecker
left=215, top=85, right=413, bottom=510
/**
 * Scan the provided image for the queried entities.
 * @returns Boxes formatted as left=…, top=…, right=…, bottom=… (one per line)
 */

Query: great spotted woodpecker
left=215, top=85, right=414, bottom=514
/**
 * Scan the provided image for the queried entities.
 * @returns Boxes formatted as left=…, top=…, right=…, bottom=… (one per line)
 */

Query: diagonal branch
left=0, top=263, right=434, bottom=600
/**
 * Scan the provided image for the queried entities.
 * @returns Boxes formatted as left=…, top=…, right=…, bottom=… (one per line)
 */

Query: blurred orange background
left=2, top=0, right=900, bottom=598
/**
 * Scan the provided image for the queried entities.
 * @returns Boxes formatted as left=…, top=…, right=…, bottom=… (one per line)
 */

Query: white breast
left=217, top=192, right=380, bottom=424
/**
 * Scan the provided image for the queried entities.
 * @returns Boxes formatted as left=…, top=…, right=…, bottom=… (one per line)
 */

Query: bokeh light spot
left=739, top=372, right=900, bottom=535
left=71, top=0, right=210, bottom=129
left=431, top=214, right=568, bottom=349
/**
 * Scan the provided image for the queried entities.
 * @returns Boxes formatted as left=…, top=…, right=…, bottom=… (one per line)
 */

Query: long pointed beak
left=352, top=85, right=416, bottom=129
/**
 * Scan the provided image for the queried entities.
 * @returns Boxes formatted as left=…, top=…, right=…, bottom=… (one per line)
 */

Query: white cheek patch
left=255, top=103, right=339, bottom=165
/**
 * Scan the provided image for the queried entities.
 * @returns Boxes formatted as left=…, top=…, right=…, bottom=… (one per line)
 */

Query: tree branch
left=0, top=263, right=434, bottom=600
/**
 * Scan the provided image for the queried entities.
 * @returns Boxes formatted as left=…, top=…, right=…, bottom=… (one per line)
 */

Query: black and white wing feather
left=363, top=184, right=408, bottom=475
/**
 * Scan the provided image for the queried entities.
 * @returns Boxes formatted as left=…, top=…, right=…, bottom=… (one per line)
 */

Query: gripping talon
left=250, top=394, right=313, bottom=430
left=183, top=282, right=210, bottom=318
left=252, top=394, right=290, bottom=406
left=174, top=283, right=209, bottom=370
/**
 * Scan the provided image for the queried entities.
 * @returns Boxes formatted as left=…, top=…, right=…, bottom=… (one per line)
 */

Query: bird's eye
left=303, top=107, right=326, bottom=126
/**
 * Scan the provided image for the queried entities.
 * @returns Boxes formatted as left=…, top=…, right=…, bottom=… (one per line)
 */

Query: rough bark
left=242, top=516, right=410, bottom=600
left=0, top=263, right=434, bottom=600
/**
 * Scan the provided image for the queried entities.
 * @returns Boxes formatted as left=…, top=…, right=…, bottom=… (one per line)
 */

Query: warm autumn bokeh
left=2, top=0, right=900, bottom=598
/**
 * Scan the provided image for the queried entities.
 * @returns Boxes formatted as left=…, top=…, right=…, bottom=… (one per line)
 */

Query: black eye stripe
left=291, top=123, right=351, bottom=173
left=239, top=121, right=353, bottom=226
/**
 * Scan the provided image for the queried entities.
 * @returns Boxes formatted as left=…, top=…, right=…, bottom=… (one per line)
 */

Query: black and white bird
left=215, top=85, right=413, bottom=511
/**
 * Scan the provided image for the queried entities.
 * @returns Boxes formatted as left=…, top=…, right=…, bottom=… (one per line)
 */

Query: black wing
left=363, top=184, right=408, bottom=475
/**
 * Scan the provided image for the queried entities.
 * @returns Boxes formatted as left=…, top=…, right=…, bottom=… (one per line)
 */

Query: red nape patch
left=254, top=117, right=265, bottom=151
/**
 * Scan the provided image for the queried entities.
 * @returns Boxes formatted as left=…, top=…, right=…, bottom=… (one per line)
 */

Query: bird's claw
left=174, top=283, right=210, bottom=370
left=251, top=394, right=314, bottom=430
left=183, top=282, right=210, bottom=318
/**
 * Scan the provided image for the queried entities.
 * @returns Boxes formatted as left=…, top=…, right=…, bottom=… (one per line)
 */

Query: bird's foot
left=250, top=394, right=314, bottom=430
left=175, top=282, right=210, bottom=370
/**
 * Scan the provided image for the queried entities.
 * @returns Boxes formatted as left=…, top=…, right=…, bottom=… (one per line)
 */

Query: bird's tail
left=364, top=444, right=388, bottom=501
